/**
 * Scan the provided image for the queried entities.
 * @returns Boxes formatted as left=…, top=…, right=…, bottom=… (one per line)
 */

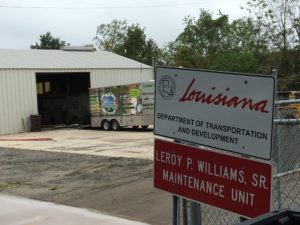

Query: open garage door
left=36, top=72, right=90, bottom=126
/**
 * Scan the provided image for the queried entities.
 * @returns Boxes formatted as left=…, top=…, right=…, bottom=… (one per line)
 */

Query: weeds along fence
left=182, top=99, right=300, bottom=225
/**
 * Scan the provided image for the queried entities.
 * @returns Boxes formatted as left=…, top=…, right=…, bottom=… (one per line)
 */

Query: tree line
left=31, top=0, right=300, bottom=90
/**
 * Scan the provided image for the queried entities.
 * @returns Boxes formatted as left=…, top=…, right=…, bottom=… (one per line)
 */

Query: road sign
left=154, top=67, right=275, bottom=160
left=154, top=139, right=272, bottom=218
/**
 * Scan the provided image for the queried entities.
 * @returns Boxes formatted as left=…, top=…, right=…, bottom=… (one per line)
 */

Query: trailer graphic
left=89, top=81, right=154, bottom=130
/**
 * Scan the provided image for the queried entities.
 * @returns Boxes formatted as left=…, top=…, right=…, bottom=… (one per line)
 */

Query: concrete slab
left=0, top=194, right=149, bottom=225
left=0, top=129, right=154, bottom=159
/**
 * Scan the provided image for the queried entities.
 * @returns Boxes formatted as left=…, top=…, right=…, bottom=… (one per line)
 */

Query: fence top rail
left=275, top=99, right=300, bottom=105
left=274, top=118, right=300, bottom=124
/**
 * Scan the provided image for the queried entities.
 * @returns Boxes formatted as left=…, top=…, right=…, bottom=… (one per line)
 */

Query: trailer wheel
left=111, top=120, right=120, bottom=131
left=132, top=126, right=139, bottom=129
left=102, top=120, right=111, bottom=131
left=141, top=125, right=149, bottom=129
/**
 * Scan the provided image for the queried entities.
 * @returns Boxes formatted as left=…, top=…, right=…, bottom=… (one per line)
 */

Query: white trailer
left=89, top=81, right=154, bottom=130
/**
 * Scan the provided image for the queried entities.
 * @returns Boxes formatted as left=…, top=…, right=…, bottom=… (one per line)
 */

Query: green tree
left=213, top=17, right=267, bottom=73
left=94, top=19, right=128, bottom=52
left=31, top=32, right=68, bottom=49
left=142, top=39, right=162, bottom=66
left=162, top=10, right=263, bottom=73
left=162, top=10, right=228, bottom=68
left=94, top=20, right=161, bottom=66
left=246, top=0, right=300, bottom=75
left=120, top=24, right=146, bottom=61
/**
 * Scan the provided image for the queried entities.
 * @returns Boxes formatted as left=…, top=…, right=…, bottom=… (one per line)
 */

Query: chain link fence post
left=273, top=69, right=282, bottom=209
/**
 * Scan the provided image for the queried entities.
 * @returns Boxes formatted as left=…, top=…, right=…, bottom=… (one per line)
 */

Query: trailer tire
left=132, top=126, right=139, bottom=130
left=111, top=120, right=120, bottom=131
left=141, top=125, right=149, bottom=129
left=102, top=120, right=111, bottom=131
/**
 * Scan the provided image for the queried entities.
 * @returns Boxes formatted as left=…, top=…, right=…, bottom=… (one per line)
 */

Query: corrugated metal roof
left=0, top=49, right=152, bottom=69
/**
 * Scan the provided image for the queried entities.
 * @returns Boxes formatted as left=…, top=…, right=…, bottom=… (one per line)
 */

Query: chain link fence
left=179, top=98, right=300, bottom=225
left=272, top=99, right=300, bottom=211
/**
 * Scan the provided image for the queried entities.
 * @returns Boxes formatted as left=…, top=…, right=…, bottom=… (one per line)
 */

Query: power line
left=0, top=0, right=238, bottom=10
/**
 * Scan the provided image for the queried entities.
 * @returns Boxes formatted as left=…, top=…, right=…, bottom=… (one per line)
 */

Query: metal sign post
left=187, top=201, right=201, bottom=225
left=173, top=195, right=180, bottom=225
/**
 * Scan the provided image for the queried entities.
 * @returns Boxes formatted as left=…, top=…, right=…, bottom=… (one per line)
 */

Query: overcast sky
left=0, top=0, right=248, bottom=49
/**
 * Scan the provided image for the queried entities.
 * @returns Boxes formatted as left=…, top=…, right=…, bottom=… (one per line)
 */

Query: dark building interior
left=36, top=72, right=91, bottom=126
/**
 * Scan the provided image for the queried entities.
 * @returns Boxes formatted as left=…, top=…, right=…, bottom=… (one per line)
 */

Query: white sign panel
left=154, top=67, right=275, bottom=160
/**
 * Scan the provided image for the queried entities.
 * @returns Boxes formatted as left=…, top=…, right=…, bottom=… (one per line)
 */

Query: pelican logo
left=158, top=75, right=176, bottom=100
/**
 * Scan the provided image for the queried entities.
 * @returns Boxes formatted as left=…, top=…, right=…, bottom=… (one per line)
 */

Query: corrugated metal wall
left=0, top=68, right=153, bottom=135
left=0, top=69, right=38, bottom=135
left=90, top=68, right=153, bottom=88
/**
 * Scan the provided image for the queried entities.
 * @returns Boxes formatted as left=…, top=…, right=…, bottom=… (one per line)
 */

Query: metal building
left=0, top=48, right=153, bottom=135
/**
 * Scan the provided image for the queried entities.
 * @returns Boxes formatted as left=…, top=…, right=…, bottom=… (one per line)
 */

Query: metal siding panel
left=14, top=70, right=21, bottom=133
left=24, top=70, right=38, bottom=132
left=3, top=70, right=10, bottom=134
left=0, top=71, right=7, bottom=134
left=30, top=70, right=38, bottom=115
left=0, top=71, right=4, bottom=133
left=1, top=70, right=10, bottom=134
left=90, top=68, right=153, bottom=88
left=0, top=69, right=38, bottom=134
left=10, top=70, right=19, bottom=134
left=0, top=73, right=3, bottom=133
left=9, top=70, right=16, bottom=134
left=19, top=70, right=26, bottom=131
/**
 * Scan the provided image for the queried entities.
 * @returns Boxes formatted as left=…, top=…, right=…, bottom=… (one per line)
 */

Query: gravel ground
left=0, top=147, right=171, bottom=225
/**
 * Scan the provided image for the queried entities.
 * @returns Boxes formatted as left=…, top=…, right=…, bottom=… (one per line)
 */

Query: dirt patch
left=0, top=148, right=171, bottom=225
